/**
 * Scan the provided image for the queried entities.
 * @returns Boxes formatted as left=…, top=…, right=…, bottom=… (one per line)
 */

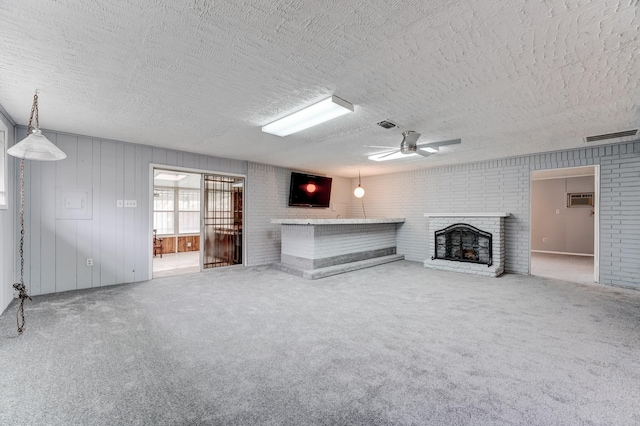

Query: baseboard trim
left=531, top=250, right=594, bottom=257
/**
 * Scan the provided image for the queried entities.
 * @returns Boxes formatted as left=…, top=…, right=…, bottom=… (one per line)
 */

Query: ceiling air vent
left=376, top=120, right=398, bottom=129
left=585, top=129, right=638, bottom=143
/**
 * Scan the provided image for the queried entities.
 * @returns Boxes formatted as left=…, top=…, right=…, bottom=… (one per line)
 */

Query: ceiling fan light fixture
left=368, top=151, right=415, bottom=161
left=262, top=95, right=354, bottom=137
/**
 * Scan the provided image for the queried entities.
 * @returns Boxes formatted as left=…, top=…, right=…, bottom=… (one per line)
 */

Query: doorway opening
left=530, top=166, right=599, bottom=284
left=203, top=174, right=243, bottom=269
left=151, top=167, right=245, bottom=278
left=152, top=169, right=202, bottom=278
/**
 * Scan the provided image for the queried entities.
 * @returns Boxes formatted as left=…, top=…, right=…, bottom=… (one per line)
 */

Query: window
left=178, top=189, right=200, bottom=234
left=153, top=189, right=174, bottom=234
left=0, top=127, right=7, bottom=209
left=153, top=187, right=201, bottom=235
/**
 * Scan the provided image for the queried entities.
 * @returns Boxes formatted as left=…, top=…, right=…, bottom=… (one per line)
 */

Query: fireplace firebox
left=431, top=223, right=493, bottom=266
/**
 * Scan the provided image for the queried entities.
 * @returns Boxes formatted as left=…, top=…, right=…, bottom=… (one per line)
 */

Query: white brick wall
left=347, top=140, right=640, bottom=288
left=349, top=161, right=529, bottom=274
left=245, top=163, right=352, bottom=266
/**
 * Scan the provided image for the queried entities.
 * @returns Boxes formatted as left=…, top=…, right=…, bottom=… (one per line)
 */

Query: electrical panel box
left=56, top=188, right=93, bottom=219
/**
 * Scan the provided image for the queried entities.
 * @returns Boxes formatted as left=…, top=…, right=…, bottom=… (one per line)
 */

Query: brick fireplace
left=424, top=213, right=510, bottom=277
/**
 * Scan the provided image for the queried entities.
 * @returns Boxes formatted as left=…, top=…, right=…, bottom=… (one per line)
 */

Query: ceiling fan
left=367, top=131, right=461, bottom=161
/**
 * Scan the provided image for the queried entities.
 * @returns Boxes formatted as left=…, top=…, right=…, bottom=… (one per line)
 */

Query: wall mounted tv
left=288, top=172, right=332, bottom=208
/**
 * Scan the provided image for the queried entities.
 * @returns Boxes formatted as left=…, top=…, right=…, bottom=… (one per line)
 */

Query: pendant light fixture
left=8, top=92, right=66, bottom=161
left=354, top=170, right=365, bottom=198
left=354, top=170, right=366, bottom=218
left=8, top=91, right=66, bottom=333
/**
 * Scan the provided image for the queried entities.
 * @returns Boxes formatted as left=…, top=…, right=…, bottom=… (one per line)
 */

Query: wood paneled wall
left=178, top=235, right=200, bottom=252
left=156, top=235, right=200, bottom=254
left=17, top=126, right=246, bottom=296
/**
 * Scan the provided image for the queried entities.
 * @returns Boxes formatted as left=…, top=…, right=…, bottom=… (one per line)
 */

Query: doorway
left=530, top=166, right=599, bottom=284
left=151, top=169, right=245, bottom=277
left=203, top=174, right=244, bottom=269
left=152, top=169, right=202, bottom=278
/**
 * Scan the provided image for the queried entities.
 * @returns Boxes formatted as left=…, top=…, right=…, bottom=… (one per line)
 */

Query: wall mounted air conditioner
left=567, top=192, right=594, bottom=207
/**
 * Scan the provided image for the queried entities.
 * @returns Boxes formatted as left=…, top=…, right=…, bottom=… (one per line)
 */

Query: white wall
left=348, top=162, right=530, bottom=274
left=245, top=163, right=352, bottom=266
left=0, top=111, right=15, bottom=314
left=349, top=142, right=640, bottom=288
left=16, top=126, right=246, bottom=296
left=531, top=176, right=595, bottom=254
left=6, top=123, right=640, bottom=296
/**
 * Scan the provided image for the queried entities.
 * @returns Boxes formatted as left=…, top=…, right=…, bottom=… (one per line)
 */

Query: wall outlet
left=117, top=200, right=123, bottom=207
left=86, top=258, right=93, bottom=267
left=124, top=200, right=137, bottom=208
left=556, top=209, right=560, bottom=214
left=187, top=242, right=192, bottom=247
left=543, top=237, right=548, bottom=243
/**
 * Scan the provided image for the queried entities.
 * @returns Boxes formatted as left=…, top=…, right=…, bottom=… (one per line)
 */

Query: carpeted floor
left=1, top=261, right=639, bottom=425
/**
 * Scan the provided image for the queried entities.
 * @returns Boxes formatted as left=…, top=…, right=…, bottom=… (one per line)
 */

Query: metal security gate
left=203, top=175, right=243, bottom=269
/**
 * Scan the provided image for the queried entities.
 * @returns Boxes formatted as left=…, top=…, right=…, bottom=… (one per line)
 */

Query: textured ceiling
left=1, top=0, right=639, bottom=177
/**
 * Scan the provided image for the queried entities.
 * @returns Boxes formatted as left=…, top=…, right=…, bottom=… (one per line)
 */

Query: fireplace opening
left=431, top=223, right=492, bottom=266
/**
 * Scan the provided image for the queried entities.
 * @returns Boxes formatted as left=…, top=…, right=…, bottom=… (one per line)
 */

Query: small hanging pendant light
left=8, top=92, right=67, bottom=161
left=354, top=170, right=365, bottom=198
left=8, top=91, right=66, bottom=334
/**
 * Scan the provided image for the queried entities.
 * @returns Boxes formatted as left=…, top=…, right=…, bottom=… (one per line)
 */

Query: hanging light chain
left=13, top=159, right=31, bottom=333
left=26, top=92, right=39, bottom=136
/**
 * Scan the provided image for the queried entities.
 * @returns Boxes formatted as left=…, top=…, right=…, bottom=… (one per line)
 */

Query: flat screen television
left=288, top=172, right=332, bottom=208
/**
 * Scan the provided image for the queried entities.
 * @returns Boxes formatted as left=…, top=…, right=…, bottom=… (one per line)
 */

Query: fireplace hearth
left=432, top=223, right=493, bottom=266
left=424, top=213, right=510, bottom=277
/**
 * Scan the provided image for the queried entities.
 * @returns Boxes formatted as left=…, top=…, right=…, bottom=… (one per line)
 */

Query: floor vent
left=585, top=129, right=638, bottom=143
left=376, top=120, right=398, bottom=129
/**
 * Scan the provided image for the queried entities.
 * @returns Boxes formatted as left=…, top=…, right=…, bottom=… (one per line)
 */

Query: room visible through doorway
left=530, top=166, right=599, bottom=284
left=152, top=169, right=202, bottom=278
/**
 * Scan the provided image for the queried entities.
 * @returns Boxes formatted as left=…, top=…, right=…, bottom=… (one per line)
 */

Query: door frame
left=529, top=165, right=600, bottom=283
left=148, top=163, right=246, bottom=279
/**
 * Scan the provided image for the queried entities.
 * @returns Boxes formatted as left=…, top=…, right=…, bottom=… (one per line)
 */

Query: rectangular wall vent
left=585, top=129, right=638, bottom=143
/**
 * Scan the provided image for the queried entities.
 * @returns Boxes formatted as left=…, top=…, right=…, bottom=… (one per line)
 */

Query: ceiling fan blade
left=376, top=149, right=401, bottom=159
left=364, top=145, right=397, bottom=149
left=417, top=138, right=462, bottom=149
left=415, top=150, right=435, bottom=158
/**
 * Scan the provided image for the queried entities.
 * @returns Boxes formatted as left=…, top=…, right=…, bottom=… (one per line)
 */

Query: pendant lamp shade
left=8, top=128, right=67, bottom=161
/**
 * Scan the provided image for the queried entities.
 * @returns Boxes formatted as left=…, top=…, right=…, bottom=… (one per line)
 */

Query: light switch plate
left=124, top=200, right=137, bottom=208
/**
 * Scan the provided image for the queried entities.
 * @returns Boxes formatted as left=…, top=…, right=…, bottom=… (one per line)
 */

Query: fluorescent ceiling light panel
left=368, top=151, right=417, bottom=162
left=262, top=96, right=354, bottom=137
left=155, top=172, right=187, bottom=181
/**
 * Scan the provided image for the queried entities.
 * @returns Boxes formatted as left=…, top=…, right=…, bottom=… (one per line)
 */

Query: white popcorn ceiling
left=0, top=0, right=638, bottom=177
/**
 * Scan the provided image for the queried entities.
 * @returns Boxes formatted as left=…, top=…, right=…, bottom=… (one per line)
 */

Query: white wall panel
left=39, top=131, right=58, bottom=295
left=0, top=112, right=14, bottom=314
left=14, top=125, right=247, bottom=297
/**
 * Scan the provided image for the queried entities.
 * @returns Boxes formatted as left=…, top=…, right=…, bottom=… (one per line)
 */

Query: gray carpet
left=1, top=261, right=639, bottom=425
